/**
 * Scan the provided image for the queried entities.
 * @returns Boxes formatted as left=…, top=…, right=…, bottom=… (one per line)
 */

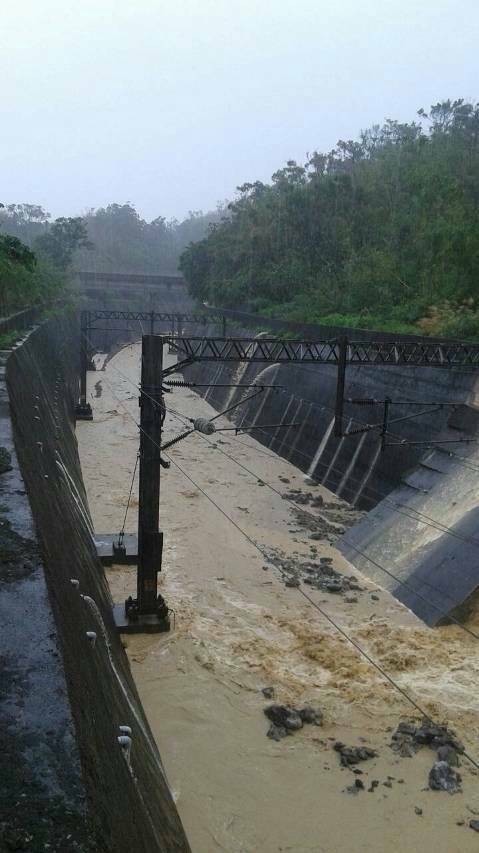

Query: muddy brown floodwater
left=78, top=342, right=479, bottom=853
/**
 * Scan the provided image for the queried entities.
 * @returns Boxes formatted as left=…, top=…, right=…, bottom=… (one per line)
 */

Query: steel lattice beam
left=165, top=336, right=479, bottom=368
left=87, top=309, right=223, bottom=326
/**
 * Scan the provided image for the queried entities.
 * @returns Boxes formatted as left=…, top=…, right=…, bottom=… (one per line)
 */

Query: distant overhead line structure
left=76, top=309, right=228, bottom=419
left=85, top=308, right=226, bottom=331
left=77, top=270, right=186, bottom=287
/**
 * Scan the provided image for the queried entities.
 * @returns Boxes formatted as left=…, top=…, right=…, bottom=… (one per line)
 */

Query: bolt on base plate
left=112, top=603, right=170, bottom=634
left=75, top=402, right=93, bottom=421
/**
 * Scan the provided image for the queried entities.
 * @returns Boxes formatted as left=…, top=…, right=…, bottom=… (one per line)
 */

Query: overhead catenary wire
left=98, top=361, right=479, bottom=770
left=253, top=376, right=479, bottom=465
left=90, top=331, right=479, bottom=474
left=229, top=415, right=479, bottom=547
left=103, top=348, right=479, bottom=628
left=156, top=347, right=479, bottom=475
left=165, top=406, right=479, bottom=642
left=162, top=392, right=479, bottom=551
left=106, top=347, right=479, bottom=554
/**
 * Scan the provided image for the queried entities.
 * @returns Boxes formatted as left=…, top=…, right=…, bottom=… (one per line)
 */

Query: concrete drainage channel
left=1, top=303, right=479, bottom=850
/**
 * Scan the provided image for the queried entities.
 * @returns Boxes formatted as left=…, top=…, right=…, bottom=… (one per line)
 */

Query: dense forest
left=180, top=99, right=479, bottom=338
left=0, top=202, right=219, bottom=316
left=75, top=204, right=222, bottom=274
left=0, top=208, right=90, bottom=316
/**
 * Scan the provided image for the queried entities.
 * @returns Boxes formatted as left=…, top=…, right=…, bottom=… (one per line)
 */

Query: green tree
left=35, top=217, right=92, bottom=269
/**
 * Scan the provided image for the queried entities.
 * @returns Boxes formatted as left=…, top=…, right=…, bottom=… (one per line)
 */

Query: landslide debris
left=264, top=703, right=323, bottom=740
left=429, top=761, right=462, bottom=794
left=391, top=718, right=464, bottom=761
left=283, top=489, right=364, bottom=542
left=391, top=718, right=467, bottom=794
left=267, top=549, right=363, bottom=596
left=334, top=742, right=377, bottom=767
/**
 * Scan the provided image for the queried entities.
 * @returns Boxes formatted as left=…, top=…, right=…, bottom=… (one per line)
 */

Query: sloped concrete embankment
left=338, top=440, right=479, bottom=626
left=181, top=322, right=479, bottom=625
left=182, top=323, right=479, bottom=510
left=0, top=313, right=190, bottom=852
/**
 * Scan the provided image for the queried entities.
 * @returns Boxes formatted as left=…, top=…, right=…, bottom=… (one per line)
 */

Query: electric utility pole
left=119, top=335, right=170, bottom=632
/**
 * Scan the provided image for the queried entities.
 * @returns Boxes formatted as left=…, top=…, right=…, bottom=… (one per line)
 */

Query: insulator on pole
left=193, top=418, right=216, bottom=435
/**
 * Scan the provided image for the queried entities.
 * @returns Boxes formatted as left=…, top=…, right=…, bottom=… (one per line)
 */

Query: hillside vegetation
left=75, top=204, right=223, bottom=275
left=180, top=100, right=479, bottom=339
left=0, top=202, right=221, bottom=316
left=0, top=208, right=92, bottom=316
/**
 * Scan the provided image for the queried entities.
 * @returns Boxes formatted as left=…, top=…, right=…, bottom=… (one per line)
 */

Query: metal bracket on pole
left=161, top=357, right=196, bottom=379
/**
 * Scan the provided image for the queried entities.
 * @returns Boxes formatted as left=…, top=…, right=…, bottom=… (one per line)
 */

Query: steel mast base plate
left=75, top=402, right=93, bottom=421
left=112, top=604, right=170, bottom=633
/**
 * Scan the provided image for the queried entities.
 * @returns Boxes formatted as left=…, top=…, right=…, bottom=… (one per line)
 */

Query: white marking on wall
left=204, top=364, right=224, bottom=403
left=321, top=418, right=352, bottom=485
left=269, top=395, right=294, bottom=447
left=277, top=397, right=303, bottom=456
left=306, top=416, right=335, bottom=481
left=239, top=365, right=280, bottom=430
left=351, top=439, right=382, bottom=506
left=337, top=431, right=368, bottom=497
left=55, top=454, right=95, bottom=538
left=287, top=402, right=311, bottom=459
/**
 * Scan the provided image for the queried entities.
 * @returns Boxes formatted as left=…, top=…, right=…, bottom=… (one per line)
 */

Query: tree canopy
left=35, top=217, right=92, bottom=270
left=0, top=207, right=82, bottom=315
left=0, top=201, right=221, bottom=315
left=74, top=203, right=224, bottom=275
left=179, top=99, right=479, bottom=339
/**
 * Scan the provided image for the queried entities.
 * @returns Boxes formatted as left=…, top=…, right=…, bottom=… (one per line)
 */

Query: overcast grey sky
left=1, top=0, right=477, bottom=222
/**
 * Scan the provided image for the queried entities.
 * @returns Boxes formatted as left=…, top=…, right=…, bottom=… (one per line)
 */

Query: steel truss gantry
left=83, top=330, right=479, bottom=634
left=165, top=334, right=479, bottom=368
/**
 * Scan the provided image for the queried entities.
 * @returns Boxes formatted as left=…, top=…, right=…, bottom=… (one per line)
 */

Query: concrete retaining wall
left=0, top=314, right=190, bottom=851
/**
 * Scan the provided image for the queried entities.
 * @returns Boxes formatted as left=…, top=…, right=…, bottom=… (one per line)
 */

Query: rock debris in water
left=334, top=742, right=377, bottom=767
left=261, top=686, right=275, bottom=699
left=391, top=718, right=464, bottom=763
left=437, top=744, right=460, bottom=766
left=428, top=761, right=462, bottom=794
left=264, top=704, right=323, bottom=740
left=268, top=549, right=363, bottom=595
left=345, top=778, right=365, bottom=794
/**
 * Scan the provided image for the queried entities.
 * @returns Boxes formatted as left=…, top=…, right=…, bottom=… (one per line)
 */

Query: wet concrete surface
left=2, top=318, right=190, bottom=852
